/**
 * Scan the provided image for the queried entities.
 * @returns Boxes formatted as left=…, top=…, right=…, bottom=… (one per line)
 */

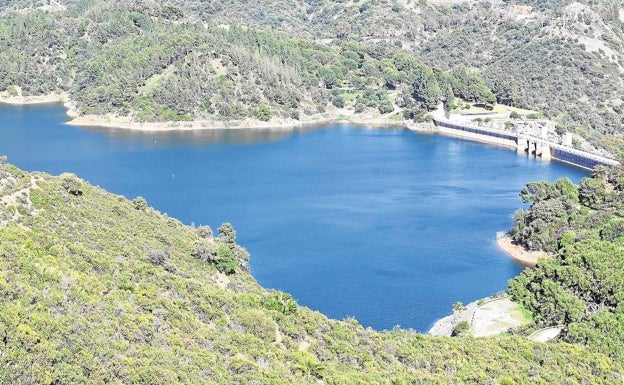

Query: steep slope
left=1, top=160, right=622, bottom=383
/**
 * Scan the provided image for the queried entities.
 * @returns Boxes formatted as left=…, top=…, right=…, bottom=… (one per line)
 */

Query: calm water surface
left=0, top=103, right=588, bottom=331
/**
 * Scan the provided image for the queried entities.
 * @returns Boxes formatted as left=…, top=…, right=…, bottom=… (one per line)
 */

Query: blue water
left=0, top=103, right=588, bottom=331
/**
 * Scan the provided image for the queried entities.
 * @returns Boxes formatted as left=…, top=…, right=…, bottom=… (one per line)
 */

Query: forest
left=0, top=1, right=496, bottom=124
left=508, top=164, right=624, bottom=361
left=1, top=0, right=623, bottom=154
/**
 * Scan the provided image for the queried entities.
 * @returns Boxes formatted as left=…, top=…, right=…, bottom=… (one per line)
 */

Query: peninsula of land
left=496, top=232, right=548, bottom=267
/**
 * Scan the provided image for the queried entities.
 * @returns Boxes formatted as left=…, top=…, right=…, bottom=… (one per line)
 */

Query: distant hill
left=0, top=0, right=622, bottom=154
left=1, top=160, right=622, bottom=384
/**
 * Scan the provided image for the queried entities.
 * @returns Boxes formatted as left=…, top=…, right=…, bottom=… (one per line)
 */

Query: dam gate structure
left=431, top=115, right=618, bottom=170
left=516, top=126, right=551, bottom=161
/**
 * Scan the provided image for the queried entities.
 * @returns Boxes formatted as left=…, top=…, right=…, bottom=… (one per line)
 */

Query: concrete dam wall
left=431, top=117, right=618, bottom=170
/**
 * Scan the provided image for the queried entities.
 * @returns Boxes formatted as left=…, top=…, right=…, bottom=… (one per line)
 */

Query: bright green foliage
left=133, top=196, right=148, bottom=210
left=451, top=321, right=470, bottom=337
left=256, top=103, right=272, bottom=121
left=265, top=291, right=298, bottom=314
left=0, top=163, right=621, bottom=383
left=215, top=243, right=237, bottom=274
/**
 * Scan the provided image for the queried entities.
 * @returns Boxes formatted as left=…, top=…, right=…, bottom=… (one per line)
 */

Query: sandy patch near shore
left=0, top=89, right=69, bottom=105
left=65, top=106, right=437, bottom=133
left=428, top=297, right=529, bottom=337
left=496, top=233, right=548, bottom=267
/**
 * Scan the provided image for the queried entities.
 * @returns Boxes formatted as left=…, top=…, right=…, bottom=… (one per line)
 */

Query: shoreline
left=496, top=232, right=548, bottom=267
left=0, top=91, right=69, bottom=106
left=0, top=90, right=436, bottom=133
left=1, top=91, right=613, bottom=171
left=65, top=111, right=437, bottom=133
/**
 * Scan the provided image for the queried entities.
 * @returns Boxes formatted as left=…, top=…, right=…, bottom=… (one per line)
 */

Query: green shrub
left=61, top=174, right=83, bottom=196
left=216, top=244, right=237, bottom=274
left=133, top=196, right=148, bottom=210
left=451, top=321, right=470, bottom=337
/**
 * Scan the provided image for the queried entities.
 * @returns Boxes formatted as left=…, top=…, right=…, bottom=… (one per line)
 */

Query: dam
left=431, top=113, right=618, bottom=170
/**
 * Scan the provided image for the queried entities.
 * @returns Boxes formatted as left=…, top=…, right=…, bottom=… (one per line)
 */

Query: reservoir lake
left=0, top=103, right=588, bottom=331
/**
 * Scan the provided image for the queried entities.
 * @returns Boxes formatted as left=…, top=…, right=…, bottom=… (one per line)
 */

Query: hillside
left=0, top=0, right=479, bottom=126
left=1, top=0, right=623, bottom=154
left=1, top=160, right=622, bottom=383
left=507, top=164, right=624, bottom=361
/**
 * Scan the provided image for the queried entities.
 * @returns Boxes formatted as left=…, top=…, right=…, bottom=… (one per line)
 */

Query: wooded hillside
left=1, top=0, right=623, bottom=153
left=509, top=164, right=624, bottom=361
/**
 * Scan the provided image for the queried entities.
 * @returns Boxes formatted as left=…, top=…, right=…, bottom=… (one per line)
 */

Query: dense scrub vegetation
left=509, top=163, right=624, bottom=361
left=1, top=161, right=623, bottom=383
left=0, top=1, right=496, bottom=123
left=2, top=0, right=623, bottom=154
left=417, top=1, right=624, bottom=153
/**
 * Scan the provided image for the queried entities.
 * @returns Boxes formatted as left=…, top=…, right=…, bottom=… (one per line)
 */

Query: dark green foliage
left=60, top=174, right=83, bottom=196
left=512, top=178, right=581, bottom=252
left=510, top=240, right=624, bottom=359
left=449, top=67, right=495, bottom=108
left=192, top=224, right=247, bottom=273
left=509, top=164, right=624, bottom=360
left=578, top=178, right=607, bottom=209
left=0, top=2, right=502, bottom=125
left=1, top=0, right=623, bottom=154
left=215, top=243, right=237, bottom=274
left=255, top=103, right=272, bottom=121
left=332, top=94, right=345, bottom=108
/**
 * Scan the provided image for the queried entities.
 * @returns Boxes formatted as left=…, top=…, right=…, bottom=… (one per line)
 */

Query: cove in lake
left=0, top=103, right=588, bottom=331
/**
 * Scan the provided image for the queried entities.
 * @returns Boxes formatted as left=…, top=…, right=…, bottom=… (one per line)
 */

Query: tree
left=61, top=174, right=83, bottom=196
left=147, top=249, right=167, bottom=266
left=215, top=243, right=237, bottom=274
left=133, top=196, right=148, bottom=210
left=579, top=178, right=607, bottom=209
left=218, top=222, right=236, bottom=244
left=411, top=66, right=441, bottom=110
left=451, top=321, right=470, bottom=337
left=256, top=103, right=272, bottom=121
